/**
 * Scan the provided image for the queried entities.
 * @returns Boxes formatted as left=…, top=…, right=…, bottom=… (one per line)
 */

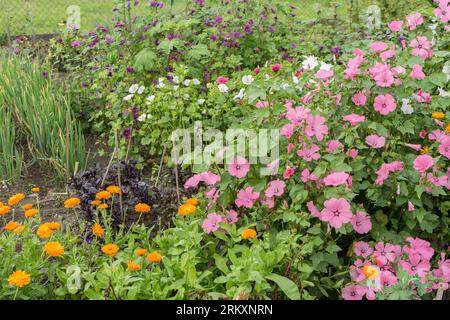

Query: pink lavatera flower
left=373, top=242, right=401, bottom=266
left=235, top=186, right=260, bottom=208
left=404, top=237, right=434, bottom=261
left=286, top=105, right=310, bottom=125
left=413, top=155, right=434, bottom=173
left=184, top=172, right=221, bottom=189
left=315, top=69, right=334, bottom=80
left=373, top=94, right=396, bottom=115
left=283, top=166, right=295, bottom=180
left=405, top=143, right=422, bottom=151
left=410, top=64, right=425, bottom=80
left=350, top=211, right=372, bottom=234
left=365, top=134, right=386, bottom=149
left=216, top=76, right=229, bottom=84
left=343, top=114, right=366, bottom=125
left=380, top=271, right=398, bottom=287
left=304, top=115, right=328, bottom=141
left=320, top=198, right=353, bottom=229
left=202, top=213, right=223, bottom=234
left=266, top=159, right=279, bottom=175
left=369, top=41, right=388, bottom=53
left=323, top=172, right=350, bottom=187
left=301, top=168, right=317, bottom=182
left=434, top=1, right=450, bottom=23
left=410, top=36, right=433, bottom=60
left=379, top=48, right=396, bottom=61
left=306, top=201, right=321, bottom=218
left=406, top=12, right=424, bottom=30
left=342, top=284, right=366, bottom=300
left=438, top=136, right=450, bottom=159
left=265, top=180, right=286, bottom=198
left=228, top=156, right=250, bottom=178
left=354, top=241, right=374, bottom=258
left=261, top=196, right=275, bottom=208
left=399, top=254, right=431, bottom=278
left=297, top=144, right=321, bottom=162
left=325, top=140, right=344, bottom=153
left=225, top=210, right=239, bottom=225
left=280, top=123, right=294, bottom=138
left=388, top=20, right=403, bottom=31
left=414, top=89, right=432, bottom=103
left=348, top=148, right=358, bottom=159
left=351, top=92, right=367, bottom=106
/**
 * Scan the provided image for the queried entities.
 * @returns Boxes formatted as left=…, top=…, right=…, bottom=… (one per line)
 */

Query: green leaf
left=266, top=274, right=300, bottom=300
left=133, top=49, right=157, bottom=72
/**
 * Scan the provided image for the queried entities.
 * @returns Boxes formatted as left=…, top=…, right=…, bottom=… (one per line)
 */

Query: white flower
left=137, top=85, right=145, bottom=95
left=123, top=94, right=134, bottom=101
left=241, top=75, right=254, bottom=85
left=292, top=76, right=299, bottom=84
left=233, top=88, right=246, bottom=100
left=319, top=62, right=333, bottom=71
left=173, top=85, right=179, bottom=90
left=156, top=78, right=165, bottom=88
left=401, top=98, right=413, bottom=114
left=264, top=74, right=271, bottom=80
left=281, top=83, right=290, bottom=90
left=146, top=95, right=155, bottom=102
left=429, top=24, right=438, bottom=31
left=192, top=78, right=200, bottom=85
left=198, top=98, right=205, bottom=105
left=443, top=61, right=450, bottom=81
left=183, top=79, right=191, bottom=86
left=302, top=56, right=319, bottom=70
left=183, top=94, right=190, bottom=100
left=173, top=75, right=179, bottom=84
left=218, top=83, right=228, bottom=93
left=438, top=88, right=450, bottom=97
left=129, top=84, right=139, bottom=94
left=137, top=114, right=148, bottom=122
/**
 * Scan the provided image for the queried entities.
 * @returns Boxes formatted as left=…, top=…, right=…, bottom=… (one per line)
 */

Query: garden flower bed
left=0, top=0, right=449, bottom=301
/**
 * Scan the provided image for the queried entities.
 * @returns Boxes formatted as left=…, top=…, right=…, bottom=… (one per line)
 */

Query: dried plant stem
left=172, top=142, right=181, bottom=203
left=113, top=129, right=125, bottom=222
left=155, top=144, right=167, bottom=188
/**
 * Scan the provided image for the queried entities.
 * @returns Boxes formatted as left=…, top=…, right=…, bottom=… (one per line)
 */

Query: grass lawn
left=0, top=0, right=431, bottom=35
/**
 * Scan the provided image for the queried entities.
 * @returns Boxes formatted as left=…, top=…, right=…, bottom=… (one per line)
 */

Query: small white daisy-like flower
left=129, top=84, right=139, bottom=94
left=242, top=75, right=254, bottom=85
left=218, top=83, right=228, bottom=93
left=123, top=94, right=134, bottom=101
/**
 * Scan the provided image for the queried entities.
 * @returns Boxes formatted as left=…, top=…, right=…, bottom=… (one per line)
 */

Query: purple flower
left=89, top=38, right=99, bottom=48
left=122, top=128, right=132, bottom=139
left=215, top=16, right=223, bottom=24
left=244, top=24, right=253, bottom=33
left=71, top=40, right=81, bottom=47
left=105, top=35, right=113, bottom=44
left=126, top=66, right=134, bottom=74
left=131, top=106, right=140, bottom=121
left=42, top=70, right=49, bottom=78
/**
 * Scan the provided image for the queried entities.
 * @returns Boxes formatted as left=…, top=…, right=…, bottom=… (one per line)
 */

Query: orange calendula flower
left=0, top=201, right=3, bottom=207
left=135, top=248, right=147, bottom=256
left=186, top=197, right=198, bottom=206
left=8, top=270, right=31, bottom=288
left=4, top=221, right=20, bottom=231
left=22, top=203, right=33, bottom=211
left=178, top=204, right=196, bottom=216
left=106, top=185, right=121, bottom=194
left=241, top=229, right=257, bottom=239
left=8, top=193, right=25, bottom=206
left=43, top=241, right=65, bottom=257
left=31, top=187, right=40, bottom=193
left=25, top=209, right=39, bottom=218
left=432, top=112, right=445, bottom=119
left=90, top=200, right=101, bottom=206
left=37, top=222, right=59, bottom=238
left=64, top=197, right=81, bottom=208
left=420, top=146, right=429, bottom=155
left=127, top=261, right=141, bottom=271
left=98, top=203, right=109, bottom=210
left=102, top=244, right=119, bottom=256
left=362, top=265, right=380, bottom=280
left=146, top=251, right=162, bottom=263
left=12, top=225, right=26, bottom=235
left=135, top=203, right=151, bottom=213
left=446, top=123, right=450, bottom=133
left=96, top=191, right=112, bottom=200
left=92, top=223, right=105, bottom=238
left=0, top=205, right=12, bottom=215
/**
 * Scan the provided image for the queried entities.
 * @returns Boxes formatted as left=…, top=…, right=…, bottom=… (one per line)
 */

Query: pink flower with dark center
left=280, top=123, right=295, bottom=138
left=323, top=172, right=350, bottom=187
left=226, top=210, right=239, bottom=225
left=286, top=106, right=310, bottom=125
left=228, top=156, right=250, bottom=178
left=365, top=135, right=386, bottom=149
left=374, top=94, right=396, bottom=115
left=434, top=1, right=450, bottom=23
left=342, top=285, right=366, bottom=300
left=261, top=196, right=275, bottom=208
left=380, top=271, right=398, bottom=287
left=413, top=155, right=434, bottom=173
left=410, top=36, right=432, bottom=60
left=315, top=69, right=334, bottom=80
left=235, top=187, right=260, bottom=208
left=380, top=49, right=396, bottom=61
left=343, top=114, right=366, bottom=125
left=305, top=115, right=328, bottom=141
left=399, top=254, right=431, bottom=277
left=350, top=211, right=372, bottom=234
left=297, top=144, right=321, bottom=162
left=374, top=242, right=401, bottom=266
left=354, top=241, right=373, bottom=258
left=404, top=237, right=434, bottom=261
left=265, top=180, right=285, bottom=198
left=351, top=92, right=367, bottom=106
left=414, top=89, right=432, bottom=103
left=320, top=198, right=353, bottom=229
left=406, top=12, right=424, bottom=30
left=202, top=213, right=223, bottom=234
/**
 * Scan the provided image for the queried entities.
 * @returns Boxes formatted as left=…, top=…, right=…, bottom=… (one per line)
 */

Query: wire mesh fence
left=1, top=0, right=118, bottom=35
